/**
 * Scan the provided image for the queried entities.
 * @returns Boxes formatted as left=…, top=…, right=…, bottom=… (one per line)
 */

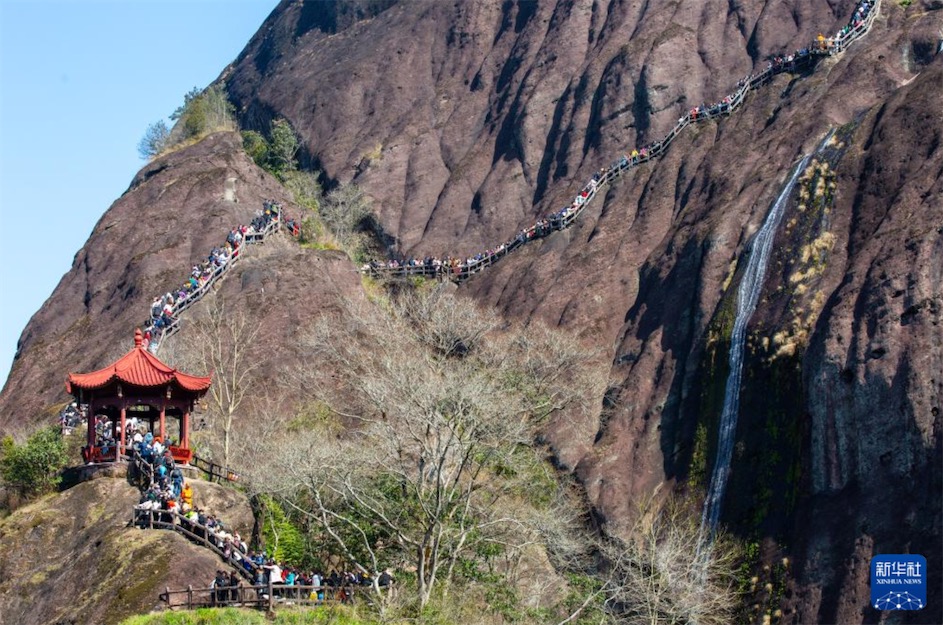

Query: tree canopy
left=0, top=426, right=68, bottom=499
left=251, top=288, right=605, bottom=613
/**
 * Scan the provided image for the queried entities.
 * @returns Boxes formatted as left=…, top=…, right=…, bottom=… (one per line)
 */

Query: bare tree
left=319, top=183, right=372, bottom=244
left=172, top=295, right=262, bottom=467
left=138, top=120, right=170, bottom=160
left=253, top=288, right=606, bottom=611
left=596, top=495, right=744, bottom=625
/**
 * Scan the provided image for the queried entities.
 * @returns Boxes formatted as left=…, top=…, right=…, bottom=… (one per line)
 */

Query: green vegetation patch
left=240, top=118, right=388, bottom=265
left=120, top=605, right=369, bottom=625
left=0, top=426, right=69, bottom=502
left=139, top=85, right=235, bottom=160
left=258, top=495, right=306, bottom=566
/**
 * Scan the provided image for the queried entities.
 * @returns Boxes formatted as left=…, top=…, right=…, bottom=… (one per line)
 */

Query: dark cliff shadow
left=617, top=236, right=709, bottom=482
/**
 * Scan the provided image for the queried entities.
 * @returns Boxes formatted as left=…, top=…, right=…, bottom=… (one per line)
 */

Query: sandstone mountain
left=0, top=476, right=253, bottom=625
left=1, top=1, right=940, bottom=623
left=0, top=131, right=361, bottom=428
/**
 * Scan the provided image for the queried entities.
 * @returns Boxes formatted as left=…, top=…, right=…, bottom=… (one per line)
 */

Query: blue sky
left=0, top=0, right=278, bottom=389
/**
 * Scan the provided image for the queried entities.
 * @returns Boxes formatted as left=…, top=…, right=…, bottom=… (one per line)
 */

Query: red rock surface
left=0, top=132, right=361, bottom=431
left=0, top=478, right=253, bottom=625
left=1, top=1, right=941, bottom=623
left=230, top=4, right=942, bottom=619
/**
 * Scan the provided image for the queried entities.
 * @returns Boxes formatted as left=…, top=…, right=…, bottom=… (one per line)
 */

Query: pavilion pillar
left=159, top=404, right=166, bottom=442
left=181, top=409, right=190, bottom=450
left=87, top=400, right=96, bottom=449
left=119, top=404, right=127, bottom=458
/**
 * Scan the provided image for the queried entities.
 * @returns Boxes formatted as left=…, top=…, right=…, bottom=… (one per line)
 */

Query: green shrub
left=0, top=426, right=68, bottom=498
left=241, top=119, right=306, bottom=181
left=269, top=118, right=299, bottom=175
left=139, top=85, right=236, bottom=159
left=171, top=87, right=203, bottom=122
left=259, top=495, right=306, bottom=565
left=171, top=85, right=234, bottom=140
left=281, top=170, right=321, bottom=211
left=241, top=130, right=270, bottom=169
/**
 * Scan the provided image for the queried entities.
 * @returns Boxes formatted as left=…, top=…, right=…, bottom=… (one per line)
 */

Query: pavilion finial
left=134, top=328, right=144, bottom=349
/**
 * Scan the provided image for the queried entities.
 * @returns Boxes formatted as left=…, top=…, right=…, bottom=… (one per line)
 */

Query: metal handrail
left=364, top=0, right=880, bottom=284
left=159, top=580, right=365, bottom=611
left=134, top=507, right=258, bottom=581
left=190, top=454, right=241, bottom=484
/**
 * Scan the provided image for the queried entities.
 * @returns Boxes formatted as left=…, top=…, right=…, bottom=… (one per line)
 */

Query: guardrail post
left=268, top=576, right=274, bottom=612
left=166, top=586, right=171, bottom=608
left=187, top=584, right=193, bottom=610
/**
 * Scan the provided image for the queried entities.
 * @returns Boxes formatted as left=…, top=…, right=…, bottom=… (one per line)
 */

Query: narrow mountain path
left=135, top=2, right=879, bottom=356
left=142, top=204, right=298, bottom=356
left=128, top=450, right=257, bottom=582
left=362, top=0, right=879, bottom=283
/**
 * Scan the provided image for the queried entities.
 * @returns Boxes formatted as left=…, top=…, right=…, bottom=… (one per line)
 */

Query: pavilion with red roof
left=66, top=329, right=211, bottom=464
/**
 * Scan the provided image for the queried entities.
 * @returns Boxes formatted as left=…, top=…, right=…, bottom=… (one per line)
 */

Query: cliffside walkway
left=143, top=205, right=298, bottom=356
left=128, top=449, right=253, bottom=581
left=132, top=457, right=376, bottom=614
left=135, top=507, right=259, bottom=582
left=158, top=579, right=364, bottom=612
left=361, top=0, right=879, bottom=283
left=132, top=2, right=877, bottom=358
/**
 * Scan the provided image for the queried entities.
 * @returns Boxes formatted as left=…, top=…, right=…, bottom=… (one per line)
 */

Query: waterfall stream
left=699, top=146, right=822, bottom=536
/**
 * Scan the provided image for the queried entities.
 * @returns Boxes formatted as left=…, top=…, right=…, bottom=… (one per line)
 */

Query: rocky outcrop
left=228, top=0, right=858, bottom=259
left=228, top=2, right=942, bottom=621
left=0, top=132, right=362, bottom=434
left=0, top=478, right=253, bottom=625
left=787, top=64, right=942, bottom=624
left=0, top=0, right=940, bottom=623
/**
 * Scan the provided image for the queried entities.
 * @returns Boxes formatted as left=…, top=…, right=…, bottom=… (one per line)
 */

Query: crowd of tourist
left=197, top=503, right=396, bottom=604
left=93, top=415, right=118, bottom=454
left=210, top=570, right=243, bottom=605
left=212, top=560, right=394, bottom=606
left=132, top=431, right=186, bottom=499
left=137, top=466, right=395, bottom=606
left=818, top=0, right=877, bottom=52
left=362, top=0, right=877, bottom=282
left=58, top=402, right=85, bottom=435
left=141, top=200, right=298, bottom=354
left=132, top=441, right=256, bottom=583
left=84, top=412, right=147, bottom=458
left=360, top=166, right=618, bottom=279
left=136, top=0, right=878, bottom=610
left=132, top=443, right=394, bottom=605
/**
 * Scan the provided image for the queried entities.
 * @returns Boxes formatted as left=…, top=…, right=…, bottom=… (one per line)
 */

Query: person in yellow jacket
left=181, top=482, right=194, bottom=509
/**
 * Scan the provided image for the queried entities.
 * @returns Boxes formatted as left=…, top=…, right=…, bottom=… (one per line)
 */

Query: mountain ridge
left=1, top=1, right=940, bottom=622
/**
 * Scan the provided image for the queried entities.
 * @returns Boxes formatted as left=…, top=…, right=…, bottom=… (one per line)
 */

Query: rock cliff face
left=787, top=67, right=943, bottom=624
left=0, top=478, right=253, bottom=625
left=0, top=131, right=362, bottom=430
left=1, top=0, right=941, bottom=623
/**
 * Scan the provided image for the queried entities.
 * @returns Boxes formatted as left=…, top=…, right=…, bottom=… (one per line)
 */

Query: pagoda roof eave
left=66, top=330, right=211, bottom=396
